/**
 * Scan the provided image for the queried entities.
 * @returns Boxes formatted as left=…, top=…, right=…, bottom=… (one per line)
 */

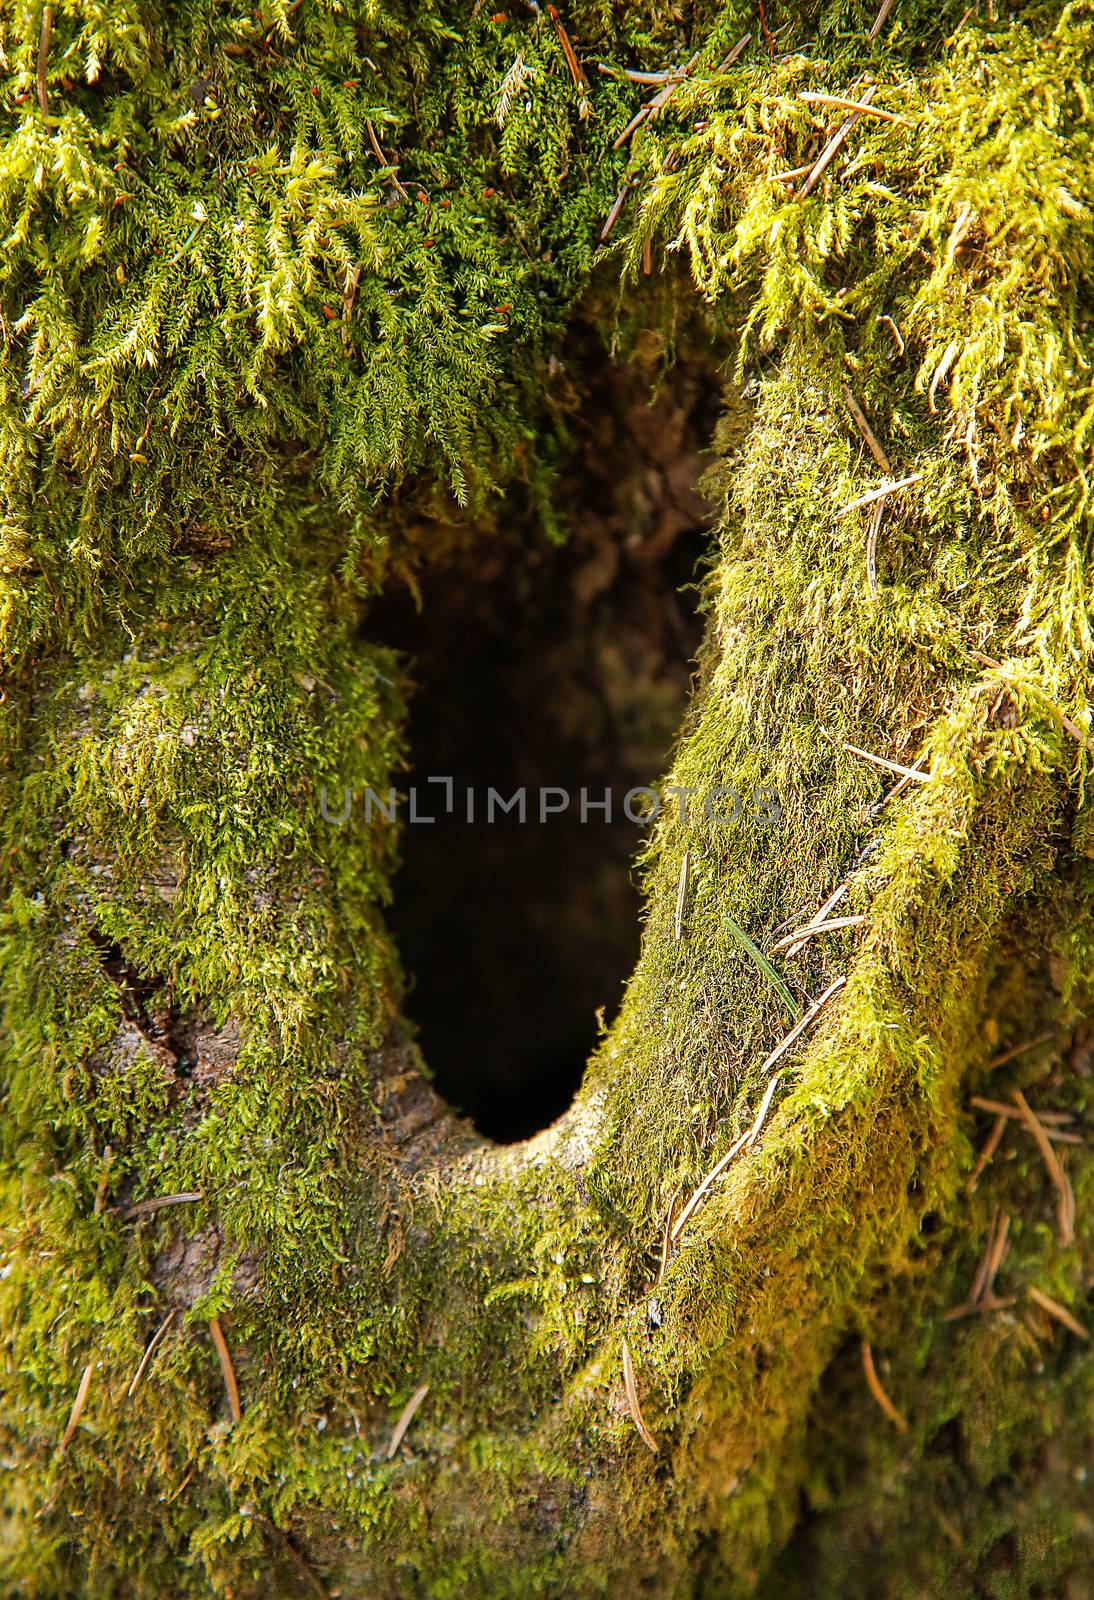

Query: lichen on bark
left=1, top=1, right=1093, bottom=1596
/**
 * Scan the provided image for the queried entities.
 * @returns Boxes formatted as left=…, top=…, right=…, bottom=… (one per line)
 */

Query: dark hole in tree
left=370, top=362, right=720, bottom=1141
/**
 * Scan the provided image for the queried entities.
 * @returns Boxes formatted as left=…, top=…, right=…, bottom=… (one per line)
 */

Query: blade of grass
left=725, top=915, right=798, bottom=1018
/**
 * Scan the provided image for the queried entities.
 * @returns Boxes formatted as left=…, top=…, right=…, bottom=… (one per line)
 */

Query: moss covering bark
left=1, top=0, right=1093, bottom=1595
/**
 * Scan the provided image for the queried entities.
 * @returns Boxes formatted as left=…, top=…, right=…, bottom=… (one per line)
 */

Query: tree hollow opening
left=372, top=365, right=719, bottom=1141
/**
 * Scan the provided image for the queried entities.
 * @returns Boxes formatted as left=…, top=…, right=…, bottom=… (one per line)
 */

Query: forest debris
left=657, top=1184, right=682, bottom=1282
left=783, top=881, right=849, bottom=959
left=928, top=339, right=959, bottom=413
left=599, top=182, right=632, bottom=240
left=836, top=472, right=925, bottom=518
left=714, top=33, right=752, bottom=73
left=127, top=1310, right=176, bottom=1400
left=967, top=1114, right=1006, bottom=1193
left=769, top=915, right=866, bottom=955
left=840, top=379, right=891, bottom=472
left=37, top=4, right=52, bottom=117
left=869, top=0, right=897, bottom=39
left=860, top=1341, right=907, bottom=1431
left=57, top=1362, right=95, bottom=1455
left=208, top=1316, right=242, bottom=1424
left=1027, top=1285, right=1090, bottom=1341
left=865, top=500, right=883, bottom=597
left=670, top=1071, right=787, bottom=1247
left=674, top=851, right=689, bottom=940
left=842, top=741, right=931, bottom=783
left=385, top=1383, right=429, bottom=1459
left=879, top=314, right=905, bottom=354
left=119, top=1190, right=203, bottom=1221
left=771, top=162, right=814, bottom=184
left=597, top=64, right=678, bottom=84
left=970, top=651, right=1093, bottom=750
left=758, top=974, right=845, bottom=1075
left=621, top=1337, right=658, bottom=1453
left=798, top=91, right=911, bottom=125
left=611, top=50, right=699, bottom=149
left=970, top=1096, right=1077, bottom=1135
left=987, top=1032, right=1054, bottom=1070
left=365, top=120, right=410, bottom=202
left=547, top=6, right=591, bottom=118
left=799, top=86, right=876, bottom=199
left=497, top=52, right=537, bottom=127
left=1012, top=1090, right=1075, bottom=1245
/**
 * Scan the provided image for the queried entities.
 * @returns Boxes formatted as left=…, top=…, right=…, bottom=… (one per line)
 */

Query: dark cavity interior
left=370, top=360, right=720, bottom=1141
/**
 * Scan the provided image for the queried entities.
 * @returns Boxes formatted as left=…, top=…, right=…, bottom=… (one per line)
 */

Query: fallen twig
left=119, top=1190, right=203, bottom=1221
left=783, top=881, right=849, bottom=959
left=842, top=740, right=931, bottom=782
left=841, top=379, right=891, bottom=473
left=674, top=851, right=689, bottom=941
left=768, top=915, right=866, bottom=956
left=967, top=1114, right=1007, bottom=1193
left=127, top=1311, right=176, bottom=1400
left=879, top=313, right=905, bottom=354
left=1027, top=1285, right=1090, bottom=1341
left=599, top=182, right=632, bottom=240
left=37, top=3, right=53, bottom=118
left=670, top=1072, right=786, bottom=1247
left=715, top=33, right=752, bottom=72
left=208, top=1316, right=242, bottom=1424
left=798, top=91, right=911, bottom=125
left=758, top=974, right=846, bottom=1076
left=836, top=472, right=925, bottom=519
left=928, top=340, right=959, bottom=413
left=548, top=6, right=591, bottom=118
left=799, top=86, right=876, bottom=199
left=385, top=1383, right=429, bottom=1459
left=621, top=1337, right=658, bottom=1453
left=58, top=1362, right=95, bottom=1455
left=1012, top=1090, right=1075, bottom=1245
left=865, top=500, right=883, bottom=597
left=611, top=50, right=699, bottom=149
left=970, top=1096, right=1075, bottom=1129
left=987, top=1032, right=1054, bottom=1071
left=861, top=1340, right=907, bottom=1431
left=868, top=0, right=897, bottom=39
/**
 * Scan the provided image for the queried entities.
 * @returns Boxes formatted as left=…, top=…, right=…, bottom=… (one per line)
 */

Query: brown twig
left=127, top=1311, right=176, bottom=1400
left=621, top=1338, right=658, bottom=1453
left=836, top=472, right=925, bottom=519
left=670, top=1071, right=787, bottom=1247
left=1012, top=1090, right=1075, bottom=1245
left=759, top=975, right=846, bottom=1076
left=37, top=4, right=53, bottom=118
left=118, top=1191, right=203, bottom=1221
left=783, top=881, right=849, bottom=959
left=865, top=500, right=883, bottom=597
left=842, top=740, right=930, bottom=782
left=547, top=6, right=590, bottom=117
left=868, top=0, right=897, bottom=39
left=967, top=1114, right=1006, bottom=1193
left=768, top=915, right=866, bottom=956
left=928, top=339, right=959, bottom=413
left=797, top=91, right=911, bottom=125
left=715, top=33, right=752, bottom=72
left=879, top=313, right=905, bottom=354
left=657, top=1184, right=682, bottom=1282
left=611, top=50, right=699, bottom=149
left=1027, top=1285, right=1090, bottom=1341
left=841, top=379, right=891, bottom=472
left=970, top=1096, right=1075, bottom=1129
left=799, top=86, right=876, bottom=198
left=861, top=1341, right=907, bottom=1431
left=58, top=1362, right=94, bottom=1455
left=385, top=1383, right=429, bottom=1459
left=208, top=1317, right=242, bottom=1424
left=986, top=1032, right=1054, bottom=1071
left=674, top=851, right=689, bottom=941
left=599, top=182, right=632, bottom=240
left=365, top=120, right=411, bottom=202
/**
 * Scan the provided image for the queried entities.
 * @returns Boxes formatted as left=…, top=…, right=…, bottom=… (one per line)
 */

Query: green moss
left=2, top=0, right=1093, bottom=1594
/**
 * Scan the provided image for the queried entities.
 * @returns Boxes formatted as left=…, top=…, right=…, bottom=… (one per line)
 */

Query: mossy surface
left=2, top=1, right=1093, bottom=1595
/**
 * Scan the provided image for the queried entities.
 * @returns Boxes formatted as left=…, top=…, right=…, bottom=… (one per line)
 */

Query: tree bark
left=2, top=2, right=1093, bottom=1596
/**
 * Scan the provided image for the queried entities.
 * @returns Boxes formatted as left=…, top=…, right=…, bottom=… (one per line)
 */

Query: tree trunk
left=2, top=2, right=1093, bottom=1596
